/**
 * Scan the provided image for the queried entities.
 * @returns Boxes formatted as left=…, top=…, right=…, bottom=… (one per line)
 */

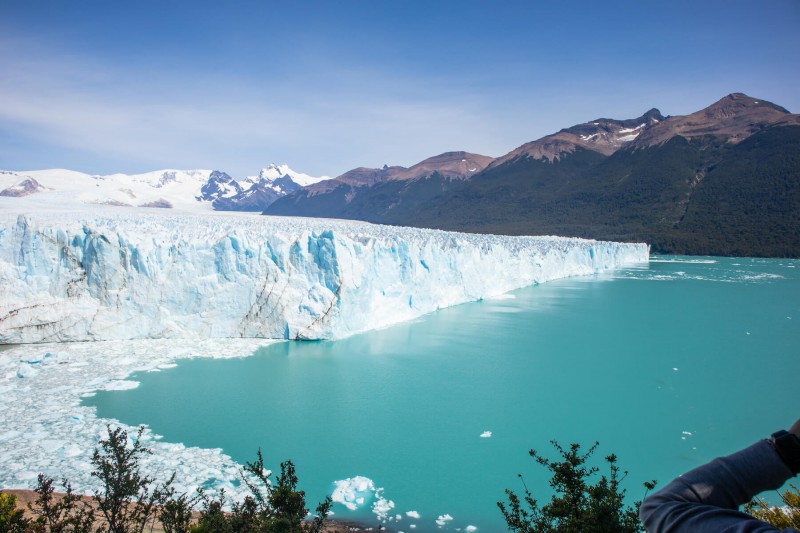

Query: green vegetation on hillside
left=267, top=126, right=800, bottom=257
left=403, top=126, right=800, bottom=257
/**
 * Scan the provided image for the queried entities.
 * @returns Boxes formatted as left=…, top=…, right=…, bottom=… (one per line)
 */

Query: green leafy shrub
left=91, top=425, right=170, bottom=533
left=192, top=450, right=332, bottom=533
left=498, top=441, right=655, bottom=533
left=0, top=492, right=30, bottom=533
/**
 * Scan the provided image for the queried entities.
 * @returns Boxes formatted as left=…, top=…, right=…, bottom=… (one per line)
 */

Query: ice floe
left=0, top=338, right=272, bottom=501
left=436, top=514, right=454, bottom=527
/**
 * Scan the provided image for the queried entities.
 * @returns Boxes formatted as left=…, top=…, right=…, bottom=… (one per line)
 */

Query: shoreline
left=1, top=489, right=385, bottom=532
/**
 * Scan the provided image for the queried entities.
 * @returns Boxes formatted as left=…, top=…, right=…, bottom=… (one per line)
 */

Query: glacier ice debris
left=0, top=338, right=272, bottom=501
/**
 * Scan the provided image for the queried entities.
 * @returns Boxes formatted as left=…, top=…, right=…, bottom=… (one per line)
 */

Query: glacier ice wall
left=0, top=211, right=649, bottom=344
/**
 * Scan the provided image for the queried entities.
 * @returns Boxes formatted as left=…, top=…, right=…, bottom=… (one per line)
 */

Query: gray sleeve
left=640, top=439, right=798, bottom=533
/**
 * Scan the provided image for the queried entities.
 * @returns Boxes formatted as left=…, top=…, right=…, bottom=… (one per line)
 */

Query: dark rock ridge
left=265, top=93, right=800, bottom=257
left=203, top=170, right=304, bottom=212
left=0, top=176, right=49, bottom=197
left=196, top=170, right=242, bottom=202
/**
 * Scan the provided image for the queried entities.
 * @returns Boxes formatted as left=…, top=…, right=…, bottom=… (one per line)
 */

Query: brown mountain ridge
left=265, top=93, right=800, bottom=257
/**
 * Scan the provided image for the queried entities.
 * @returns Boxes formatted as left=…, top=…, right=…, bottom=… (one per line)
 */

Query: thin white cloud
left=0, top=38, right=513, bottom=177
left=3, top=34, right=779, bottom=178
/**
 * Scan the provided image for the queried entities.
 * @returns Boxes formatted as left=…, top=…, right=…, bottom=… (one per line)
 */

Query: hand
left=790, top=419, right=800, bottom=439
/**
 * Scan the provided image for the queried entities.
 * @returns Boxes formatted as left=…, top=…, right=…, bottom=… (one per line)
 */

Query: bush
left=91, top=425, right=169, bottom=533
left=192, top=450, right=332, bottom=533
left=498, top=441, right=655, bottom=533
left=744, top=484, right=800, bottom=530
left=24, top=427, right=333, bottom=533
left=28, top=474, right=95, bottom=533
left=0, top=492, right=30, bottom=533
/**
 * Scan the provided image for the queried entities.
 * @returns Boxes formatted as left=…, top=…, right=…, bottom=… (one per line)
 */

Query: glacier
left=0, top=210, right=648, bottom=344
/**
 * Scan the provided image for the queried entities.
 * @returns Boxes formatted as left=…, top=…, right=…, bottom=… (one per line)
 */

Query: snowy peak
left=253, top=163, right=331, bottom=187
left=489, top=109, right=666, bottom=167
left=562, top=108, right=664, bottom=148
left=98, top=169, right=213, bottom=188
left=0, top=164, right=330, bottom=213
left=196, top=170, right=242, bottom=202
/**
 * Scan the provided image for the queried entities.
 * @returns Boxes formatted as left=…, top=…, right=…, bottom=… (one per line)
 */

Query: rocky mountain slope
left=265, top=151, right=494, bottom=220
left=265, top=93, right=800, bottom=257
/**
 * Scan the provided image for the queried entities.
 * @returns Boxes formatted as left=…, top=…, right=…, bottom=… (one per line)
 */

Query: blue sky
left=1, top=0, right=798, bottom=178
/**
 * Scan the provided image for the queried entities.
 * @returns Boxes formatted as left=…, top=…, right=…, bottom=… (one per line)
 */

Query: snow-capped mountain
left=0, top=165, right=329, bottom=213
left=250, top=163, right=331, bottom=187
left=485, top=108, right=664, bottom=168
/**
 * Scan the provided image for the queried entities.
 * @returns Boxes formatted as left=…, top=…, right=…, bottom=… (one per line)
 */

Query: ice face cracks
left=0, top=210, right=648, bottom=344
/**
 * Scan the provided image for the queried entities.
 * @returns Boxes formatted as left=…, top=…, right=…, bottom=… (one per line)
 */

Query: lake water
left=86, top=256, right=800, bottom=532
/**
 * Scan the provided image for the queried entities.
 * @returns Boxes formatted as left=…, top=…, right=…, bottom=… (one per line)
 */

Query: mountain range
left=265, top=93, right=800, bottom=257
left=3, top=93, right=798, bottom=257
left=0, top=164, right=329, bottom=212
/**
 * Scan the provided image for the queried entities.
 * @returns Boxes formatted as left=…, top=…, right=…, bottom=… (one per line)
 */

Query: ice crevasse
left=0, top=211, right=649, bottom=344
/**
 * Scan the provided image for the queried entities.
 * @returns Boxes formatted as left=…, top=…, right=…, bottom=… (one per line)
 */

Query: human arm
left=790, top=419, right=800, bottom=440
left=640, top=420, right=800, bottom=533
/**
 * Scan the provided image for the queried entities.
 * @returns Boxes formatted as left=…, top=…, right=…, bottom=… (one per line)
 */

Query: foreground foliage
left=744, top=484, right=800, bottom=530
left=14, top=425, right=332, bottom=533
left=498, top=441, right=655, bottom=533
left=0, top=493, right=29, bottom=532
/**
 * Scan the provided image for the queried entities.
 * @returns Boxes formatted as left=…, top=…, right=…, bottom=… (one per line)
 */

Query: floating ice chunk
left=332, top=476, right=375, bottom=511
left=672, top=367, right=679, bottom=372
left=41, top=440, right=65, bottom=453
left=436, top=514, right=454, bottom=527
left=682, top=431, right=693, bottom=436
left=466, top=526, right=478, bottom=532
left=0, top=431, right=22, bottom=442
left=103, top=380, right=140, bottom=391
left=16, top=365, right=37, bottom=378
left=395, top=514, right=402, bottom=520
left=63, top=444, right=83, bottom=457
left=372, top=488, right=395, bottom=520
left=17, top=471, right=38, bottom=481
left=406, top=511, right=421, bottom=519
left=480, top=431, right=492, bottom=438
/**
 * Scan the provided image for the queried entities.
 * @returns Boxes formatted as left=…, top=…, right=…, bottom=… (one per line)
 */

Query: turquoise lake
left=86, top=256, right=800, bottom=532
